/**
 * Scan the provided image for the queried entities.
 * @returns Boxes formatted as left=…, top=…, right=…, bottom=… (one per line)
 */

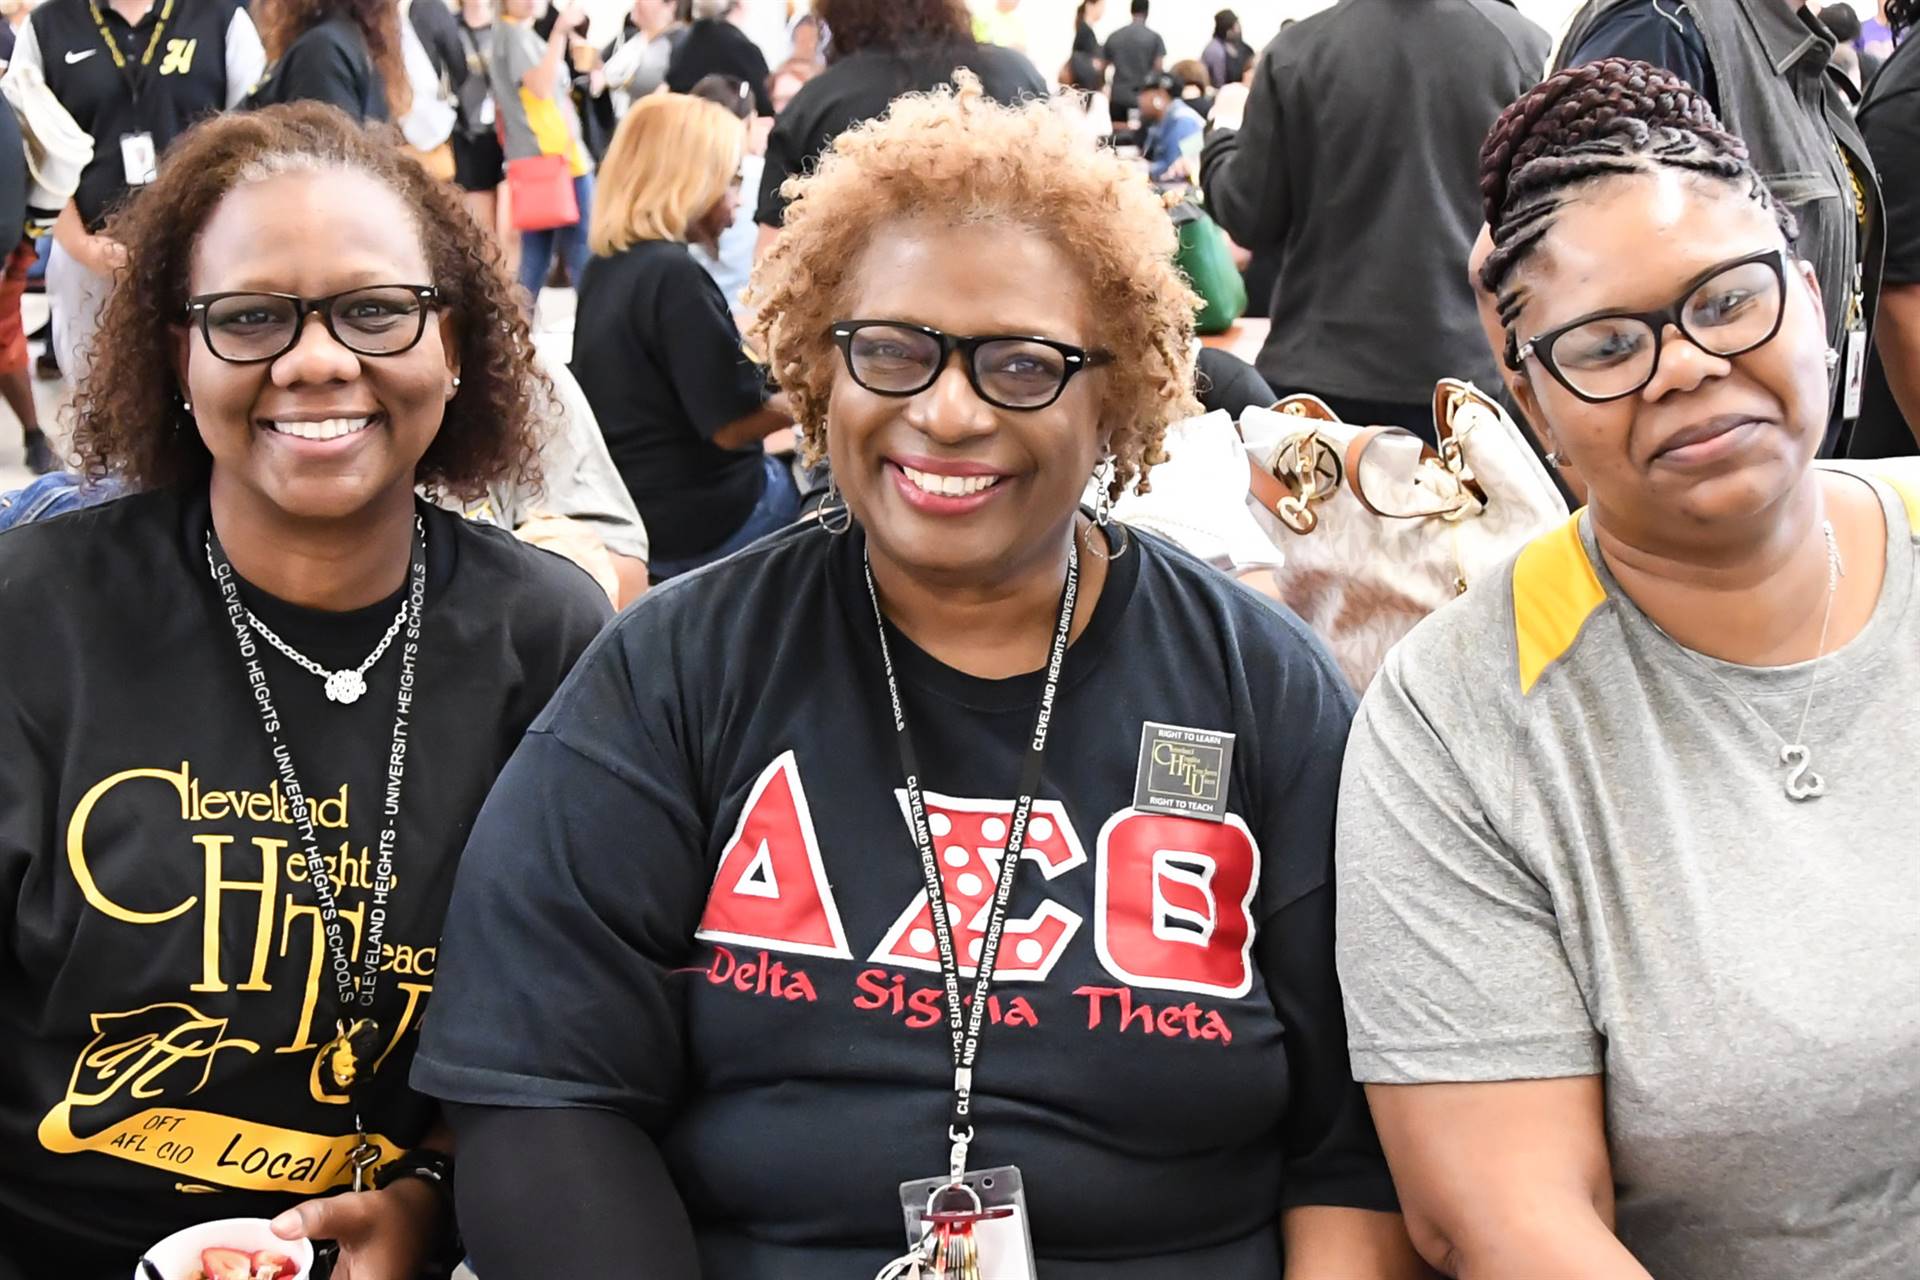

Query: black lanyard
left=205, top=518, right=426, bottom=1027
left=861, top=535, right=1079, bottom=1182
left=88, top=0, right=175, bottom=103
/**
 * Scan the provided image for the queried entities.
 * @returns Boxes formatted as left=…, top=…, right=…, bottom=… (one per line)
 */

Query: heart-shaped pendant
left=1780, top=743, right=1826, bottom=801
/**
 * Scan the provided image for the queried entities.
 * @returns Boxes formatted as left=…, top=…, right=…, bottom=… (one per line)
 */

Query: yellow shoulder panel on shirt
left=1512, top=513, right=1607, bottom=697
left=1859, top=460, right=1920, bottom=532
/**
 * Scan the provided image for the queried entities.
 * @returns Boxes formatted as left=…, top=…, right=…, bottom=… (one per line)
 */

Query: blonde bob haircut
left=590, top=94, right=744, bottom=256
left=748, top=74, right=1200, bottom=501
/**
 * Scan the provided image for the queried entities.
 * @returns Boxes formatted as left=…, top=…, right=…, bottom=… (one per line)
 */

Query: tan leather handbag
left=1110, top=380, right=1566, bottom=692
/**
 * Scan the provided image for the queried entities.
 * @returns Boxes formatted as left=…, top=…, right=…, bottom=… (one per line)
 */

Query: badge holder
left=873, top=1169, right=1036, bottom=1280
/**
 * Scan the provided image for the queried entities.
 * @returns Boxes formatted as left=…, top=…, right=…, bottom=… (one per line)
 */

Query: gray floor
left=0, top=288, right=578, bottom=497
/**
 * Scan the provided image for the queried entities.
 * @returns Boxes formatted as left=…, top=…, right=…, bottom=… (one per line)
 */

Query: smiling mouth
left=898, top=465, right=1006, bottom=497
left=261, top=415, right=378, bottom=442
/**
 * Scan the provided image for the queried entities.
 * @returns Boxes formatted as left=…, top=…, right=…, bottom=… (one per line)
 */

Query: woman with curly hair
left=249, top=0, right=413, bottom=120
left=415, top=76, right=1425, bottom=1279
left=1338, top=58, right=1920, bottom=1280
left=752, top=0, right=1046, bottom=248
left=0, top=102, right=610, bottom=1277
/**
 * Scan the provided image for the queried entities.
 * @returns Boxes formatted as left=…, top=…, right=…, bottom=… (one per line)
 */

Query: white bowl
left=136, top=1217, right=316, bottom=1280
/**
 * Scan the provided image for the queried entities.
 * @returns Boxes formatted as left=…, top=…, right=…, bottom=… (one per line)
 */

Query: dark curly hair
left=255, top=0, right=413, bottom=119
left=1890, top=0, right=1916, bottom=34
left=1478, top=58, right=1794, bottom=365
left=73, top=103, right=543, bottom=503
left=814, top=0, right=972, bottom=61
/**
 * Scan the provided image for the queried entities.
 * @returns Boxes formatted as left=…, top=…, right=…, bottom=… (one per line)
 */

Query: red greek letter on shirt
left=1093, top=809, right=1260, bottom=998
left=694, top=751, right=853, bottom=960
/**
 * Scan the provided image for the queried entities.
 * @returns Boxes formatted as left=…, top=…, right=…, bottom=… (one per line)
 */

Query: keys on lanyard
left=919, top=1184, right=1016, bottom=1280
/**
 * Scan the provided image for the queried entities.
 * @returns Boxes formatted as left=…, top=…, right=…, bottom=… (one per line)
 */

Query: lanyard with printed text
left=88, top=0, right=175, bottom=102
left=205, top=517, right=425, bottom=1129
left=861, top=535, right=1078, bottom=1181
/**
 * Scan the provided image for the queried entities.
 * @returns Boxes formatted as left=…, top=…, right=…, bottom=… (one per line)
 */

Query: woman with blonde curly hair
left=417, top=76, right=1425, bottom=1279
left=0, top=102, right=610, bottom=1276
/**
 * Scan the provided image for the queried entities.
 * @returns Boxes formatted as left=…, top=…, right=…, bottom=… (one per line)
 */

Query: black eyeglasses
left=184, top=285, right=443, bottom=364
left=828, top=320, right=1113, bottom=411
left=1513, top=248, right=1791, bottom=404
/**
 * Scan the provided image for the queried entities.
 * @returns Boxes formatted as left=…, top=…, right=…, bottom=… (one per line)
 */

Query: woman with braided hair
left=1337, top=57, right=1920, bottom=1280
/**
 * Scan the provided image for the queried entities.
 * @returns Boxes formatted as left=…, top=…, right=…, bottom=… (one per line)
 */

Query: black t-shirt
left=1072, top=17, right=1100, bottom=60
left=1103, top=19, right=1165, bottom=110
left=571, top=238, right=771, bottom=563
left=664, top=17, right=772, bottom=115
left=247, top=14, right=384, bottom=121
left=412, top=522, right=1398, bottom=1278
left=756, top=40, right=1047, bottom=227
left=0, top=488, right=609, bottom=1278
left=33, top=0, right=243, bottom=229
left=1855, top=35, right=1920, bottom=457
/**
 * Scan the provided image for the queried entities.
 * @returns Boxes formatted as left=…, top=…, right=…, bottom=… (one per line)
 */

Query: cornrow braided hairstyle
left=1478, top=58, right=1796, bottom=369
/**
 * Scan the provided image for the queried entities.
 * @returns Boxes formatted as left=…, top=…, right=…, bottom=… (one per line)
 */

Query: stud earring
left=1825, top=348, right=1841, bottom=372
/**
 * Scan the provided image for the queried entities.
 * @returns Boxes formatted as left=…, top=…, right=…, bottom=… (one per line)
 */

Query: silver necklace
left=1657, top=519, right=1844, bottom=802
left=203, top=518, right=423, bottom=705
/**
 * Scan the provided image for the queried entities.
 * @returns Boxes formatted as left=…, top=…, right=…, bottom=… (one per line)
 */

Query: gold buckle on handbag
left=1266, top=430, right=1343, bottom=534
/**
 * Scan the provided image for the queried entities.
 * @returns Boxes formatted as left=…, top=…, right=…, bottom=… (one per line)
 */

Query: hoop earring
left=816, top=475, right=852, bottom=536
left=1083, top=458, right=1127, bottom=562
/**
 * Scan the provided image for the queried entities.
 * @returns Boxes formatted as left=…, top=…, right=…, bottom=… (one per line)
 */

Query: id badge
left=1843, top=324, right=1867, bottom=421
left=898, top=1167, right=1036, bottom=1280
left=120, top=132, right=157, bottom=186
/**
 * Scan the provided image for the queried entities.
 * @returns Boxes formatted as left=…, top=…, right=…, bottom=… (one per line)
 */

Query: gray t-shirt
left=490, top=17, right=582, bottom=163
left=1335, top=468, right=1920, bottom=1280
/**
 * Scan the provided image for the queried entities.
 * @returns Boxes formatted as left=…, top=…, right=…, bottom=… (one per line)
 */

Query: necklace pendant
left=324, top=669, right=368, bottom=705
left=1781, top=743, right=1826, bottom=802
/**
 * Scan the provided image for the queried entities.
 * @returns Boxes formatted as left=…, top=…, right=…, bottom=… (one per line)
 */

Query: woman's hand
left=270, top=1179, right=444, bottom=1280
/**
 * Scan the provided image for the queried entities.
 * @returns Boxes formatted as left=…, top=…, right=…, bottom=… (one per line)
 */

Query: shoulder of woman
left=0, top=488, right=180, bottom=615
left=438, top=510, right=615, bottom=624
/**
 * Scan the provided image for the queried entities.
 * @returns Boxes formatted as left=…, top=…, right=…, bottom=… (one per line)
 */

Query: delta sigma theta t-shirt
left=413, top=521, right=1397, bottom=1279
left=0, top=488, right=610, bottom=1277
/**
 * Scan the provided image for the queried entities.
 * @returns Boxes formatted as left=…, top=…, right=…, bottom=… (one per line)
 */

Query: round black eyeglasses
left=1512, top=248, right=1790, bottom=404
left=185, top=285, right=443, bottom=364
left=829, top=320, right=1114, bottom=411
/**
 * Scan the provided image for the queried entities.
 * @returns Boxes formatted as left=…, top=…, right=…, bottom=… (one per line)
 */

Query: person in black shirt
left=664, top=0, right=770, bottom=115
left=416, top=75, right=1424, bottom=1280
left=572, top=92, right=792, bottom=580
left=249, top=0, right=412, bottom=119
left=1070, top=0, right=1105, bottom=80
left=753, top=0, right=1045, bottom=250
left=4, top=0, right=263, bottom=383
left=451, top=0, right=505, bottom=230
left=0, top=103, right=610, bottom=1279
left=1103, top=0, right=1163, bottom=122
left=1857, top=0, right=1920, bottom=453
left=1200, top=0, right=1548, bottom=443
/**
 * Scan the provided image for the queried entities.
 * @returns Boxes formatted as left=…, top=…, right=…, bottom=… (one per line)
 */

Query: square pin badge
left=1133, top=721, right=1235, bottom=822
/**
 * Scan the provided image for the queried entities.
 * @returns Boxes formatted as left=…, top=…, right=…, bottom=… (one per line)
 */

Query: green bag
left=1170, top=198, right=1247, bottom=335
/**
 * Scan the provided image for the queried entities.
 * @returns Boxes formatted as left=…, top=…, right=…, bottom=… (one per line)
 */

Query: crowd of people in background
left=1, top=0, right=1917, bottom=1277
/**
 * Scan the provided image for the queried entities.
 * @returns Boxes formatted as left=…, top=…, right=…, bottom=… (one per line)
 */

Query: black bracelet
left=373, top=1147, right=456, bottom=1210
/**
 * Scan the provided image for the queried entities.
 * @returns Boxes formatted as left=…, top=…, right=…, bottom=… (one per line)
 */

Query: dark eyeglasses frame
left=184, top=285, right=443, bottom=365
left=1512, top=247, right=1791, bottom=404
left=828, top=319, right=1114, bottom=411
